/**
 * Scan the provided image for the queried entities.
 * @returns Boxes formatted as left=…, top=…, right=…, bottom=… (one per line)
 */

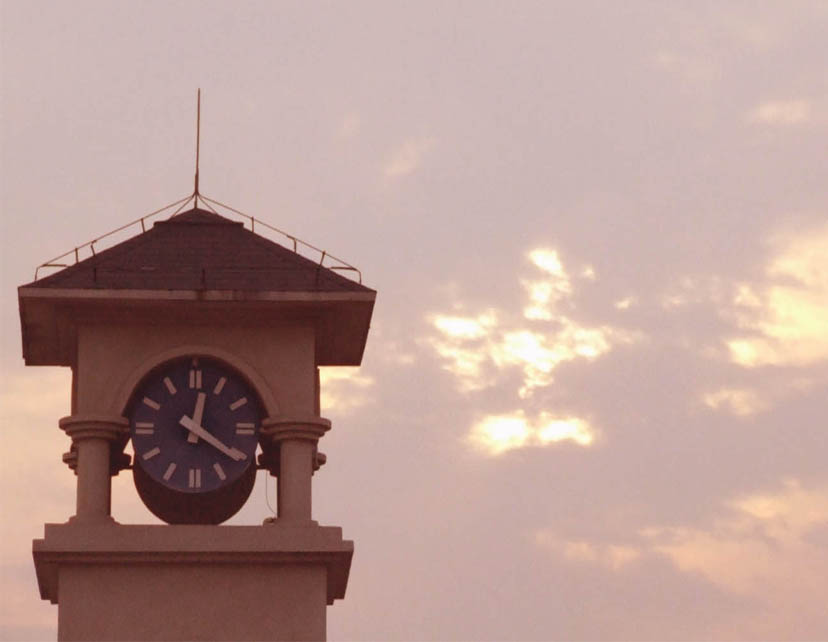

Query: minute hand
left=179, top=416, right=247, bottom=461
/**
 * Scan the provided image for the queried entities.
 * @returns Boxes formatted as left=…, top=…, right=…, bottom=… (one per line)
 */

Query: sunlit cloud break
left=522, top=249, right=572, bottom=320
left=726, top=223, right=828, bottom=367
left=469, top=410, right=595, bottom=455
left=428, top=247, right=634, bottom=397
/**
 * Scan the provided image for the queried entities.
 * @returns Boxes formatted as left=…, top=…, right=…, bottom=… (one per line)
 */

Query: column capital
left=59, top=415, right=129, bottom=443
left=58, top=415, right=128, bottom=524
left=261, top=415, right=331, bottom=443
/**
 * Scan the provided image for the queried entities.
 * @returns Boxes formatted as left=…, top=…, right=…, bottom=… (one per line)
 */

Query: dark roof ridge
left=158, top=208, right=240, bottom=226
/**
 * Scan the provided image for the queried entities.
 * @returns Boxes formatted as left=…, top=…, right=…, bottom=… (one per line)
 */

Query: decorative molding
left=261, top=415, right=331, bottom=443
left=59, top=415, right=129, bottom=443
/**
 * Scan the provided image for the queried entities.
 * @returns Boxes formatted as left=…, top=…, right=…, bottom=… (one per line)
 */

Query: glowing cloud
left=529, top=248, right=567, bottom=277
left=747, top=100, right=812, bottom=125
left=726, top=224, right=828, bottom=367
left=536, top=413, right=594, bottom=446
left=428, top=248, right=632, bottom=398
left=535, top=531, right=641, bottom=571
left=535, top=479, right=828, bottom=636
left=384, top=137, right=437, bottom=177
left=433, top=311, right=497, bottom=340
left=319, top=367, right=375, bottom=414
left=428, top=310, right=498, bottom=392
left=702, top=387, right=767, bottom=417
left=644, top=479, right=828, bottom=598
left=522, top=249, right=573, bottom=320
left=468, top=410, right=596, bottom=455
left=468, top=413, right=532, bottom=455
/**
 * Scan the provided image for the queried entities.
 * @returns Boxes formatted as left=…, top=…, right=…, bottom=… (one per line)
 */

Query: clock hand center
left=178, top=415, right=246, bottom=461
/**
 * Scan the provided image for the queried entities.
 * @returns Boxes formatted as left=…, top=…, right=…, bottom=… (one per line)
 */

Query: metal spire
left=194, top=88, right=201, bottom=207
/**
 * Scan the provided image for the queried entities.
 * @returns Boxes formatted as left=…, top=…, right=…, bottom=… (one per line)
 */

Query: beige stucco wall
left=74, top=320, right=317, bottom=418
left=57, top=561, right=327, bottom=641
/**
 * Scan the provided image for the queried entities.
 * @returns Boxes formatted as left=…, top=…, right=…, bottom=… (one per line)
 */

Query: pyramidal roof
left=19, top=208, right=375, bottom=366
left=25, top=208, right=373, bottom=294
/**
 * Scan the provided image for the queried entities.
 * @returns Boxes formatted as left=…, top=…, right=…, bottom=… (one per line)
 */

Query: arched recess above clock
left=116, top=344, right=279, bottom=418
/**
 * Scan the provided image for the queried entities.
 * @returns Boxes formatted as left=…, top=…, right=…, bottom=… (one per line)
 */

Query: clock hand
left=187, top=392, right=206, bottom=444
left=178, top=415, right=247, bottom=461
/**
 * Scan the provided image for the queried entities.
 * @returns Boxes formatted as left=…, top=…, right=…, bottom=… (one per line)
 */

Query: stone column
left=261, top=416, right=330, bottom=524
left=59, top=415, right=129, bottom=524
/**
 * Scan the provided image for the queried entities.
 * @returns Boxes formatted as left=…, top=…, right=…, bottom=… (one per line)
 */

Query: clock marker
left=229, top=397, right=248, bottom=410
left=143, top=447, right=161, bottom=460
left=213, top=377, right=227, bottom=395
left=142, top=397, right=161, bottom=410
left=236, top=422, right=255, bottom=435
left=189, top=369, right=202, bottom=389
left=213, top=462, right=227, bottom=480
left=163, top=462, right=177, bottom=481
left=189, top=468, right=202, bottom=488
left=163, top=377, right=177, bottom=395
left=135, top=422, right=155, bottom=435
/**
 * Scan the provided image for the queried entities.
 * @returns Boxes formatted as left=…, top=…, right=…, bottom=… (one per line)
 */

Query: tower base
left=33, top=522, right=352, bottom=641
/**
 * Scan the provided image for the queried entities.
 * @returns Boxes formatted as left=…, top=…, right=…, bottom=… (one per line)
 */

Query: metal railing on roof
left=33, top=192, right=363, bottom=284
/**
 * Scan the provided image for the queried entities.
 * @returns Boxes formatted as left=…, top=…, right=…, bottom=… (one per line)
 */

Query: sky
left=1, top=1, right=828, bottom=640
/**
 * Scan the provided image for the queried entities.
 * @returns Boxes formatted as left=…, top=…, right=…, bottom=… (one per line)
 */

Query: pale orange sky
left=2, top=2, right=828, bottom=640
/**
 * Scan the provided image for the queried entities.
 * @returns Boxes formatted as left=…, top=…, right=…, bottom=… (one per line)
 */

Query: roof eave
left=18, top=287, right=376, bottom=367
left=18, top=286, right=375, bottom=304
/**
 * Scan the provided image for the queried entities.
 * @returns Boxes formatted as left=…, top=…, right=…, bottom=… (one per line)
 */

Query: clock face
left=128, top=357, right=262, bottom=495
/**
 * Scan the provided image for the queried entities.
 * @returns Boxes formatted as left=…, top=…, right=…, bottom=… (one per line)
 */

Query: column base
left=66, top=514, right=118, bottom=526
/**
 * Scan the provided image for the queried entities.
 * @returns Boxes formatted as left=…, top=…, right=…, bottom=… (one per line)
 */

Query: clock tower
left=18, top=206, right=375, bottom=640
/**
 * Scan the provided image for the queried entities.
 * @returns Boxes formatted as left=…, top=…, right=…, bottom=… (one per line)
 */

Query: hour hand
left=178, top=415, right=247, bottom=461
left=187, top=392, right=206, bottom=444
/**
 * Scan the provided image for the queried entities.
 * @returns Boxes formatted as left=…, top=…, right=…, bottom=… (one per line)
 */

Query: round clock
left=127, top=356, right=263, bottom=524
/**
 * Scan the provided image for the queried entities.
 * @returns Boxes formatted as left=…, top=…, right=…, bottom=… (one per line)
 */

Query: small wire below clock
left=262, top=469, right=277, bottom=517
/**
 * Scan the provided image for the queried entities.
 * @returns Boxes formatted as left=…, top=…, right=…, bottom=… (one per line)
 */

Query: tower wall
left=74, top=319, right=317, bottom=416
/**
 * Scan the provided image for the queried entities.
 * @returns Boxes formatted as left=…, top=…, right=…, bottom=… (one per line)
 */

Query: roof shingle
left=26, top=208, right=372, bottom=294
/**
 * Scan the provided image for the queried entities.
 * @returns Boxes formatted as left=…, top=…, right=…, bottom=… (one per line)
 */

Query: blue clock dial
left=129, top=357, right=262, bottom=494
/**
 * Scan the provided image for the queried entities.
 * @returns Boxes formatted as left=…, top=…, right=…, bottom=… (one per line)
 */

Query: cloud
left=614, top=296, right=636, bottom=310
left=427, top=310, right=498, bottom=391
left=747, top=99, right=812, bottom=125
left=469, top=410, right=595, bottom=456
left=644, top=479, right=828, bottom=601
left=701, top=386, right=767, bottom=417
left=319, top=367, right=375, bottom=415
left=383, top=137, right=436, bottom=177
left=534, top=479, right=828, bottom=637
left=534, top=531, right=640, bottom=571
left=726, top=223, right=828, bottom=367
left=425, top=247, right=631, bottom=457
left=522, top=249, right=572, bottom=320
left=428, top=248, right=634, bottom=398
left=0, top=369, right=75, bottom=633
left=661, top=275, right=728, bottom=309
